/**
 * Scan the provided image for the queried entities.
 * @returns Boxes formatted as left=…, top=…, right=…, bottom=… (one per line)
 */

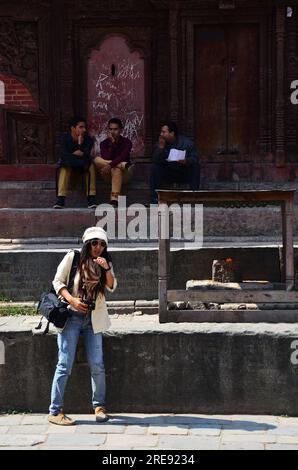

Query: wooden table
left=157, top=189, right=296, bottom=323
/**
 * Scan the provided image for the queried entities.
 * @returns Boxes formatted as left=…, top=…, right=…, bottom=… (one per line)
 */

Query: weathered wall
left=0, top=247, right=281, bottom=301
left=1, top=321, right=298, bottom=414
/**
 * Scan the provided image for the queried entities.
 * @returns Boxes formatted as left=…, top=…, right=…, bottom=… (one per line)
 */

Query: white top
left=52, top=250, right=117, bottom=333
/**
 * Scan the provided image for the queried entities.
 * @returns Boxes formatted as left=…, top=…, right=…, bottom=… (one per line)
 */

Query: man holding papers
left=149, top=121, right=200, bottom=204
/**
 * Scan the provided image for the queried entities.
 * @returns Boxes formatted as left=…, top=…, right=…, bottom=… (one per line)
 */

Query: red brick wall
left=0, top=73, right=38, bottom=109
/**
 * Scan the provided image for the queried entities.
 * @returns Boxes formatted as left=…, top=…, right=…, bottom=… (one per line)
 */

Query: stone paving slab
left=104, top=434, right=159, bottom=448
left=189, top=425, right=221, bottom=436
left=277, top=436, right=298, bottom=444
left=75, top=424, right=126, bottom=434
left=267, top=426, right=298, bottom=435
left=7, top=425, right=48, bottom=434
left=125, top=425, right=148, bottom=435
left=221, top=442, right=265, bottom=450
left=221, top=433, right=277, bottom=443
left=148, top=425, right=189, bottom=435
left=46, top=425, right=77, bottom=434
left=45, top=433, right=106, bottom=447
left=0, top=434, right=46, bottom=447
left=1, top=413, right=298, bottom=450
left=158, top=435, right=220, bottom=450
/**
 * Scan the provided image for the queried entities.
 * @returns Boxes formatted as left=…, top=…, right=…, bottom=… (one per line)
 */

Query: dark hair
left=161, top=120, right=178, bottom=136
left=78, top=242, right=112, bottom=297
left=69, top=116, right=86, bottom=129
left=108, top=117, right=123, bottom=129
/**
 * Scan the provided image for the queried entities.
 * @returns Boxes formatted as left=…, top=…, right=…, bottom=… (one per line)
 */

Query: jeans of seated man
left=150, top=161, right=200, bottom=203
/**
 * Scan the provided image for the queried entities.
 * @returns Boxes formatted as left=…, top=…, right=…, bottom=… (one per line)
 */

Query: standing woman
left=48, top=226, right=116, bottom=426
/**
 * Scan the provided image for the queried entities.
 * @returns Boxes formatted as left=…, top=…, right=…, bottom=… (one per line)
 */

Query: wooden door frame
left=180, top=14, right=270, bottom=162
left=73, top=22, right=153, bottom=160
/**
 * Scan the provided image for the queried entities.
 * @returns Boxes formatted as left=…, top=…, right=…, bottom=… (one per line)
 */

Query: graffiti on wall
left=87, top=36, right=145, bottom=157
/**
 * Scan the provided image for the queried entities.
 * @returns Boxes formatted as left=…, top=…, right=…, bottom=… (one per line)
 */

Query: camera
left=84, top=298, right=96, bottom=313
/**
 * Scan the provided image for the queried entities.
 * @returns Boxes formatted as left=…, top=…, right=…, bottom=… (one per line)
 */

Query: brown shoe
left=48, top=410, right=76, bottom=426
left=95, top=406, right=109, bottom=423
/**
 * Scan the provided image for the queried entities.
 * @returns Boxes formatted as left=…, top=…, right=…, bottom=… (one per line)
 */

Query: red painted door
left=87, top=36, right=145, bottom=158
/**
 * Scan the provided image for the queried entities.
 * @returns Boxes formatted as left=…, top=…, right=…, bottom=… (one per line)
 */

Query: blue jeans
left=49, top=312, right=106, bottom=415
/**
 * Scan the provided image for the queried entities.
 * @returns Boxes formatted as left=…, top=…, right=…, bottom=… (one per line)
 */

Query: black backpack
left=35, top=250, right=81, bottom=335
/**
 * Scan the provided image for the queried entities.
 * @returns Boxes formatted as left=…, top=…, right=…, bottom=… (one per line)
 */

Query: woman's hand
left=58, top=287, right=88, bottom=314
left=93, top=257, right=110, bottom=270
left=69, top=297, right=88, bottom=314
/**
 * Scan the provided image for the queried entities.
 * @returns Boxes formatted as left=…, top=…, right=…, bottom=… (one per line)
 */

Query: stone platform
left=1, top=315, right=298, bottom=415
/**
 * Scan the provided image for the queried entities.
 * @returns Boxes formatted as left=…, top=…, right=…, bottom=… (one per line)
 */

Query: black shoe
left=53, top=196, right=65, bottom=209
left=87, top=196, right=97, bottom=209
left=110, top=200, right=118, bottom=208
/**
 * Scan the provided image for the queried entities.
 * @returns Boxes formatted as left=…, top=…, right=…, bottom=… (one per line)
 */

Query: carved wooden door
left=195, top=24, right=259, bottom=157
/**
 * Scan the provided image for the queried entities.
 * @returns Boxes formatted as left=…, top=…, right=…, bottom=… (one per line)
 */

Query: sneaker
left=48, top=410, right=75, bottom=426
left=95, top=406, right=109, bottom=423
left=87, top=196, right=97, bottom=209
left=53, top=196, right=65, bottom=209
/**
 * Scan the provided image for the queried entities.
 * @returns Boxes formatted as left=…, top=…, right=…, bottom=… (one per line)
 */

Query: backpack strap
left=67, top=250, right=81, bottom=293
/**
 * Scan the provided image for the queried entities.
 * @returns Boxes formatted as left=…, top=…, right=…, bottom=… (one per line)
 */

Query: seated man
left=53, top=116, right=97, bottom=209
left=150, top=121, right=200, bottom=204
left=94, top=118, right=134, bottom=208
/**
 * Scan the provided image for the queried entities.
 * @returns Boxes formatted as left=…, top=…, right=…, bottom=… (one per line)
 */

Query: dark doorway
left=195, top=24, right=259, bottom=157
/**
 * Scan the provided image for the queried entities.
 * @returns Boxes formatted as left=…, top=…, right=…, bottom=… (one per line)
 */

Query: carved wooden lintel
left=0, top=18, right=39, bottom=97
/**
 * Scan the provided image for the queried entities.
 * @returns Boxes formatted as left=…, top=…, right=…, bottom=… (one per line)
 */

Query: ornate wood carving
left=285, top=7, right=298, bottom=160
left=5, top=111, right=51, bottom=164
left=169, top=2, right=179, bottom=122
left=275, top=6, right=286, bottom=167
left=0, top=19, right=39, bottom=97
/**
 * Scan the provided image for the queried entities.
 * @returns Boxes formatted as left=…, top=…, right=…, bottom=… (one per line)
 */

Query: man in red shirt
left=94, top=118, right=134, bottom=207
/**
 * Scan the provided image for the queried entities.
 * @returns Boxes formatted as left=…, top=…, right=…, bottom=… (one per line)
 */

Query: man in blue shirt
left=150, top=121, right=200, bottom=204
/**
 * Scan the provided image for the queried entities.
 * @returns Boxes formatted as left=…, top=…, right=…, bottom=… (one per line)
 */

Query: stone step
left=0, top=181, right=150, bottom=208
left=0, top=205, right=296, bottom=239
left=0, top=246, right=283, bottom=301
left=1, top=180, right=298, bottom=208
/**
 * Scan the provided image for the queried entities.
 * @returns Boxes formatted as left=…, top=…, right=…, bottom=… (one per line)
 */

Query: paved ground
left=1, top=413, right=298, bottom=450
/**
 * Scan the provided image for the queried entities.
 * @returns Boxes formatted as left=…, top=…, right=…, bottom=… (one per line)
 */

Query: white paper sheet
left=166, top=148, right=186, bottom=162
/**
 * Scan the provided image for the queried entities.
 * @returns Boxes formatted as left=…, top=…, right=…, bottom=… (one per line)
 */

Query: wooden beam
left=168, top=289, right=298, bottom=303
left=281, top=199, right=295, bottom=289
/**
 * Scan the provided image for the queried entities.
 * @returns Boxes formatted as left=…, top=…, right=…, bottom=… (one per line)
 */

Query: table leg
left=281, top=198, right=295, bottom=290
left=158, top=203, right=170, bottom=322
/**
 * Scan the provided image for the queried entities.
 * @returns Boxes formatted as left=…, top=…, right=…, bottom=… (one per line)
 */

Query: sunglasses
left=90, top=239, right=106, bottom=248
